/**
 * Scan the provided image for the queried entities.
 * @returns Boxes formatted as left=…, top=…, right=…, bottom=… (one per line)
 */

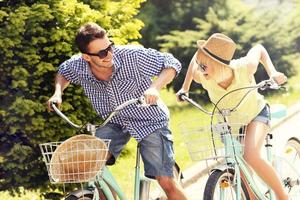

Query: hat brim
left=196, top=40, right=233, bottom=69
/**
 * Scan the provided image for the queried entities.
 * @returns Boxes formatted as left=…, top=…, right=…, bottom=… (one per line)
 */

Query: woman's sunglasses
left=86, top=42, right=114, bottom=59
left=196, top=59, right=207, bottom=72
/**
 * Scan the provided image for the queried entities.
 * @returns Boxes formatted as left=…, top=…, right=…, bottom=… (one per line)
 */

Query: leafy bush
left=0, top=0, right=144, bottom=194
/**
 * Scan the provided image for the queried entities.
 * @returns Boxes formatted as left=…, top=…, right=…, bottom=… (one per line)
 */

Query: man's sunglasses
left=196, top=60, right=207, bottom=72
left=86, top=42, right=114, bottom=59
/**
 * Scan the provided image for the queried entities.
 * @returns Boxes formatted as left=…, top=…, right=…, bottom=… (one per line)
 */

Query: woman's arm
left=245, top=44, right=287, bottom=84
left=181, top=53, right=201, bottom=91
left=176, top=52, right=202, bottom=101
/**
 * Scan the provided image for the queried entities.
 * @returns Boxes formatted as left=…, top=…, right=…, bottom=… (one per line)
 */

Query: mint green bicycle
left=40, top=98, right=181, bottom=200
left=179, top=78, right=300, bottom=200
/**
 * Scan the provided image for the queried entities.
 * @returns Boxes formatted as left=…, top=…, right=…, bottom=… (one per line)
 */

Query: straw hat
left=50, top=134, right=108, bottom=183
left=197, top=33, right=236, bottom=68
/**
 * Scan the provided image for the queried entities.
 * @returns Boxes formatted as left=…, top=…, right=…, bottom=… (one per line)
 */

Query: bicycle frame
left=225, top=139, right=270, bottom=200
left=225, top=132, right=300, bottom=200
left=47, top=99, right=154, bottom=200
left=207, top=122, right=274, bottom=200
left=88, top=145, right=145, bottom=200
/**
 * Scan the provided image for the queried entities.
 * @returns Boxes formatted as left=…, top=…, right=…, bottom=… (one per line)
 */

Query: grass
left=2, top=69, right=300, bottom=199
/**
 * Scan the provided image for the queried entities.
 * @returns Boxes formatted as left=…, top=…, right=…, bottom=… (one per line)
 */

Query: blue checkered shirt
left=58, top=45, right=181, bottom=141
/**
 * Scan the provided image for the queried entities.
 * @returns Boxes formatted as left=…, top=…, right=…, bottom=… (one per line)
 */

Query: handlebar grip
left=138, top=96, right=146, bottom=105
left=50, top=101, right=58, bottom=109
left=138, top=96, right=157, bottom=107
left=258, top=78, right=281, bottom=90
left=178, top=93, right=188, bottom=101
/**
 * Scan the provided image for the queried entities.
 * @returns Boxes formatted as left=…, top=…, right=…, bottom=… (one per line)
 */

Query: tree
left=0, top=0, right=144, bottom=195
left=137, top=0, right=217, bottom=49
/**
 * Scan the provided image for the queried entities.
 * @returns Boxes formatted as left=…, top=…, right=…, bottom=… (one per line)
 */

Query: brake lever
left=258, top=80, right=269, bottom=91
left=259, top=78, right=281, bottom=90
left=269, top=78, right=280, bottom=90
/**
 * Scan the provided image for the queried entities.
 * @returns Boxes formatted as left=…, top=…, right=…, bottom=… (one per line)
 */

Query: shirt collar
left=80, top=54, right=121, bottom=80
left=112, top=51, right=121, bottom=72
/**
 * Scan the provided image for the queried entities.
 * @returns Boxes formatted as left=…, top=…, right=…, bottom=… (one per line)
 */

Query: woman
left=177, top=33, right=288, bottom=200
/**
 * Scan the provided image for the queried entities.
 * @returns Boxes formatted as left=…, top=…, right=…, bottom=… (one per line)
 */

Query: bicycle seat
left=50, top=134, right=108, bottom=183
left=270, top=104, right=287, bottom=119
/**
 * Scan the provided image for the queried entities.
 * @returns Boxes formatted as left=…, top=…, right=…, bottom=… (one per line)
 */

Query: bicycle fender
left=209, top=165, right=234, bottom=174
left=65, top=189, right=93, bottom=198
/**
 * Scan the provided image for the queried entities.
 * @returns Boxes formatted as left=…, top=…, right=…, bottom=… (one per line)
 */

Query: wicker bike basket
left=40, top=134, right=110, bottom=183
left=180, top=120, right=246, bottom=161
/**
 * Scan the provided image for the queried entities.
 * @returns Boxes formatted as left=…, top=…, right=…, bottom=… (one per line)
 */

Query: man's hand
left=47, top=74, right=70, bottom=111
left=143, top=87, right=160, bottom=105
left=143, top=68, right=176, bottom=105
left=47, top=94, right=62, bottom=112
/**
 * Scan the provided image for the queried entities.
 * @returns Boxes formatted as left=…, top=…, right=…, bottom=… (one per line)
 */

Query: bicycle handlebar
left=51, top=102, right=82, bottom=129
left=257, top=78, right=281, bottom=90
left=51, top=97, right=147, bottom=130
left=179, top=78, right=283, bottom=117
left=179, top=94, right=213, bottom=115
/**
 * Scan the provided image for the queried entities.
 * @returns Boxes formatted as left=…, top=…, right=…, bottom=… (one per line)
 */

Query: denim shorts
left=251, top=104, right=271, bottom=127
left=95, top=123, right=175, bottom=179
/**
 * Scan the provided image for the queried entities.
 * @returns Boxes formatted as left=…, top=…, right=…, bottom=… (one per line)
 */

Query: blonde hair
left=198, top=54, right=233, bottom=83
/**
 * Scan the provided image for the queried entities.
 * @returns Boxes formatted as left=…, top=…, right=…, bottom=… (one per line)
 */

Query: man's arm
left=47, top=74, right=70, bottom=111
left=144, top=68, right=176, bottom=105
left=150, top=68, right=176, bottom=90
left=135, top=47, right=181, bottom=104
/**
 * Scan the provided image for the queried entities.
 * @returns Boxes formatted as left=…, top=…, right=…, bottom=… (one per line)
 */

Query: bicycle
left=40, top=98, right=182, bottom=200
left=179, top=78, right=300, bottom=200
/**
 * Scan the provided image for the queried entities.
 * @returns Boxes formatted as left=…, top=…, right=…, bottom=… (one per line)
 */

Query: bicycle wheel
left=65, top=188, right=109, bottom=200
left=276, top=137, right=300, bottom=196
left=203, top=168, right=250, bottom=200
left=285, top=137, right=300, bottom=167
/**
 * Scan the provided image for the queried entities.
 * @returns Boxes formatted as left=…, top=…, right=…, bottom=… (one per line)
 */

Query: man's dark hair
left=75, top=22, right=107, bottom=53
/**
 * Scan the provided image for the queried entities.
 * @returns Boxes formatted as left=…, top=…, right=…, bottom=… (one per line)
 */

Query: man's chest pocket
left=116, top=78, right=138, bottom=95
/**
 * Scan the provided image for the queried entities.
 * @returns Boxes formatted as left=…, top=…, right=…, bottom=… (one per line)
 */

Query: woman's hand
left=271, top=71, right=287, bottom=85
left=176, top=88, right=189, bottom=102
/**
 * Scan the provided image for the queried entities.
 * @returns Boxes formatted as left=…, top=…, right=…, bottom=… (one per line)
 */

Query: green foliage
left=0, top=0, right=145, bottom=195
left=138, top=0, right=217, bottom=49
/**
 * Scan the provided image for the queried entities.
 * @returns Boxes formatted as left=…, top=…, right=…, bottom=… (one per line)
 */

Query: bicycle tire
left=203, top=168, right=250, bottom=200
left=277, top=137, right=300, bottom=194
left=286, top=137, right=300, bottom=164
left=65, top=193, right=93, bottom=200
left=65, top=188, right=109, bottom=200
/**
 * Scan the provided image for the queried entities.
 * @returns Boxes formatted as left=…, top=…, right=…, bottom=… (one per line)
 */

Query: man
left=47, top=22, right=187, bottom=199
